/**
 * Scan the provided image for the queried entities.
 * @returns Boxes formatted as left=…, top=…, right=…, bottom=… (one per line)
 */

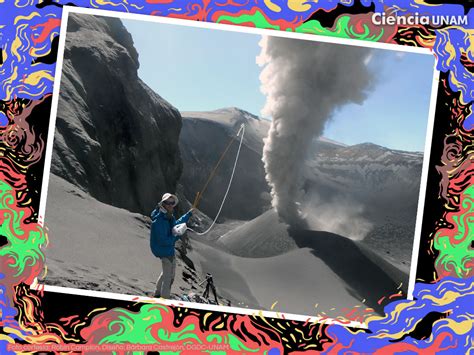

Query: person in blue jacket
left=150, top=193, right=193, bottom=299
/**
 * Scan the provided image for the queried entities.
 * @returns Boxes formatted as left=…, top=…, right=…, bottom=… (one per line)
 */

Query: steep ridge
left=52, top=13, right=183, bottom=215
left=180, top=108, right=271, bottom=220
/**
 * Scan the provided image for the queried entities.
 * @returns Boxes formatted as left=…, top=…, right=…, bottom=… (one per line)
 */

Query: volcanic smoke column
left=257, top=36, right=375, bottom=227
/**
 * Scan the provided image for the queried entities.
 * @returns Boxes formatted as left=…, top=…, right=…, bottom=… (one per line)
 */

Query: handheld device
left=172, top=223, right=187, bottom=236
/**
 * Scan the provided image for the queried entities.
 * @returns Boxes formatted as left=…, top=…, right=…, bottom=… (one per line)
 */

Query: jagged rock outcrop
left=51, top=13, right=183, bottom=214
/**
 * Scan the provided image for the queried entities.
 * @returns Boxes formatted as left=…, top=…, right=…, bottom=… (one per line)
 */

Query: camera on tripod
left=199, top=273, right=219, bottom=304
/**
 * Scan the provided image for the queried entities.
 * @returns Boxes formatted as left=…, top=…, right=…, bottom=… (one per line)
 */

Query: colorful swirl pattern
left=0, top=0, right=472, bottom=353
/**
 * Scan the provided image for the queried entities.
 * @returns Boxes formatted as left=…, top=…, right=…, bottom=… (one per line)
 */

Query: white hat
left=160, top=193, right=179, bottom=207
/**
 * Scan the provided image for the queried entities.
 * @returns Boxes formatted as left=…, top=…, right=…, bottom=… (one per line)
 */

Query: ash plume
left=257, top=36, right=375, bottom=227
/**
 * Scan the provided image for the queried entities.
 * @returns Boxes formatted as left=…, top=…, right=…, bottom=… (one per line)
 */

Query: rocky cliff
left=52, top=14, right=183, bottom=214
left=180, top=108, right=272, bottom=221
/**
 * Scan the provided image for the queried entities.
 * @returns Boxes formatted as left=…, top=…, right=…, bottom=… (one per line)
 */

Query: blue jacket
left=150, top=208, right=192, bottom=258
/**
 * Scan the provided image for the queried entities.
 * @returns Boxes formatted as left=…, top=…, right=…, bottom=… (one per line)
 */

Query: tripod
left=199, top=273, right=219, bottom=304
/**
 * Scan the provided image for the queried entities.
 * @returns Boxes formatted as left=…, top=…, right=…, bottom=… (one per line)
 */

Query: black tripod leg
left=211, top=284, right=219, bottom=304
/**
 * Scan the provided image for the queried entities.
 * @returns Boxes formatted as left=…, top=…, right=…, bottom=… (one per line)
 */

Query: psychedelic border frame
left=39, top=4, right=437, bottom=328
left=0, top=0, right=472, bottom=354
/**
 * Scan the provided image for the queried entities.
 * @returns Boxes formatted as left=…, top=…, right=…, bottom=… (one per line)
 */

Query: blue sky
left=123, top=19, right=435, bottom=152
